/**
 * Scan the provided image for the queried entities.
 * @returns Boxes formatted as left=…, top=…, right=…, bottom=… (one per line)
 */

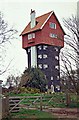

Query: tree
left=60, top=15, right=79, bottom=94
left=3, top=74, right=21, bottom=93
left=20, top=67, right=47, bottom=92
left=0, top=11, right=18, bottom=75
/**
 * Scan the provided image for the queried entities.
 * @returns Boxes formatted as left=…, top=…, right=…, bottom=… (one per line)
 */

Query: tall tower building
left=21, top=10, right=65, bottom=92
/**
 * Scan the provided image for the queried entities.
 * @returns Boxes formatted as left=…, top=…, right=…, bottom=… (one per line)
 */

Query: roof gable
left=21, top=11, right=65, bottom=35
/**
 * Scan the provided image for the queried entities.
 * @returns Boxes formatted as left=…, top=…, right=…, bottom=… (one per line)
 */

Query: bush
left=19, top=87, right=40, bottom=94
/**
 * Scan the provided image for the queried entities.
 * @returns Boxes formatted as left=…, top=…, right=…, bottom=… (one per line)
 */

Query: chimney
left=30, top=9, right=36, bottom=28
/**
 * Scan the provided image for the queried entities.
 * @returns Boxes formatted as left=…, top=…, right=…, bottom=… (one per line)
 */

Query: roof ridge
left=36, top=11, right=53, bottom=19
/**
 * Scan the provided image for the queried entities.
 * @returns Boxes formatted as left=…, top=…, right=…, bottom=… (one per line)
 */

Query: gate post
left=2, top=95, right=9, bottom=119
left=40, top=95, right=42, bottom=111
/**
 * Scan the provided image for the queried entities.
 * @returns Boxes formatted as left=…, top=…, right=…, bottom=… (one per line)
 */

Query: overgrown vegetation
left=19, top=67, right=47, bottom=92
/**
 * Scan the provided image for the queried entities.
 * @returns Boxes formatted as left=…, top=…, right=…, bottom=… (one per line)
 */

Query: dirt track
left=44, top=108, right=79, bottom=119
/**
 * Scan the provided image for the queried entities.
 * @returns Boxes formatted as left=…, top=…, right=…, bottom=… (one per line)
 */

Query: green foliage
left=19, top=87, right=40, bottom=93
left=20, top=67, right=47, bottom=92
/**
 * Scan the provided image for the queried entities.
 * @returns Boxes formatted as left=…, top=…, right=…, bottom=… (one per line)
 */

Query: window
left=51, top=76, right=53, bottom=80
left=56, top=85, right=60, bottom=90
left=55, top=56, right=58, bottom=60
left=43, top=45, right=48, bottom=50
left=50, top=22, right=56, bottom=29
left=43, top=64, right=48, bottom=69
left=55, top=47, right=58, bottom=51
left=28, top=48, right=31, bottom=52
left=38, top=64, right=42, bottom=69
left=28, top=33, right=35, bottom=40
left=43, top=54, right=48, bottom=59
left=37, top=45, right=42, bottom=50
left=28, top=34, right=32, bottom=40
left=32, top=33, right=35, bottom=38
left=55, top=65, right=59, bottom=70
left=57, top=76, right=59, bottom=80
left=38, top=54, right=42, bottom=59
left=50, top=33, right=57, bottom=38
left=64, top=82, right=66, bottom=85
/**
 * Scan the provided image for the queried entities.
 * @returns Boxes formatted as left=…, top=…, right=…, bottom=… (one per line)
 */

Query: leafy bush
left=19, top=87, right=40, bottom=94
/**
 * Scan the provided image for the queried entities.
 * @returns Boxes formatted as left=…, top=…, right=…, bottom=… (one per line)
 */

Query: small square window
left=38, top=64, right=42, bottom=69
left=28, top=48, right=31, bottom=52
left=55, top=65, right=59, bottom=70
left=50, top=33, right=57, bottom=38
left=43, top=54, right=48, bottom=59
left=43, top=64, right=48, bottom=69
left=38, top=46, right=42, bottom=50
left=56, top=85, right=60, bottom=90
left=49, top=22, right=56, bottom=29
left=55, top=56, right=58, bottom=60
left=32, top=33, right=35, bottom=38
left=51, top=76, right=53, bottom=80
left=57, top=76, right=59, bottom=80
left=38, top=55, right=42, bottom=59
left=43, top=45, right=48, bottom=50
left=55, top=47, right=58, bottom=51
left=28, top=34, right=32, bottom=40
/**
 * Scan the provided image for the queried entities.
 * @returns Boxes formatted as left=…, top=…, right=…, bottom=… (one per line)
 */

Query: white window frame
left=38, top=64, right=42, bottom=69
left=28, top=34, right=32, bottom=40
left=28, top=33, right=35, bottom=40
left=55, top=56, right=58, bottom=60
left=56, top=85, right=60, bottom=90
left=32, top=33, right=35, bottom=38
left=43, top=45, right=48, bottom=50
left=49, top=22, right=56, bottom=29
left=50, top=33, right=57, bottom=38
left=38, top=54, right=42, bottom=59
left=55, top=47, right=58, bottom=51
left=43, top=54, right=48, bottom=59
left=43, top=64, right=48, bottom=69
left=55, top=65, right=59, bottom=70
left=51, top=76, right=53, bottom=80
left=28, top=48, right=31, bottom=52
left=38, top=45, right=42, bottom=50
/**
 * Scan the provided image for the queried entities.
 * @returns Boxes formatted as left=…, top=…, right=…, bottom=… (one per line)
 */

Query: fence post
left=2, top=96, right=9, bottom=119
left=40, top=95, right=42, bottom=111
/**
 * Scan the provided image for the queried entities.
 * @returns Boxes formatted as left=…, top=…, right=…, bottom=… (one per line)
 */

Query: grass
left=11, top=108, right=54, bottom=119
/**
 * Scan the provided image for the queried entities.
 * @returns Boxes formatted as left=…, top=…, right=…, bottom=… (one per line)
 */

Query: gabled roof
left=21, top=11, right=65, bottom=35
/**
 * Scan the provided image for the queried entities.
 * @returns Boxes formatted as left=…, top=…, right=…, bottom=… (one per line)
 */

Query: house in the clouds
left=21, top=10, right=65, bottom=92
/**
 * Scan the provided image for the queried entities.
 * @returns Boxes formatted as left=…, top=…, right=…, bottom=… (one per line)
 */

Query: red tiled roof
left=21, top=11, right=53, bottom=35
left=21, top=11, right=65, bottom=35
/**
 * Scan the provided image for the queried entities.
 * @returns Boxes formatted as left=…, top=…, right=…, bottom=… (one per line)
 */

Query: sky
left=0, top=0, right=78, bottom=82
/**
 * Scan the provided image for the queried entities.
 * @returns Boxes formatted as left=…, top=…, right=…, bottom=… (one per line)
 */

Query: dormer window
left=49, top=22, right=56, bottom=29
left=28, top=33, right=35, bottom=40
